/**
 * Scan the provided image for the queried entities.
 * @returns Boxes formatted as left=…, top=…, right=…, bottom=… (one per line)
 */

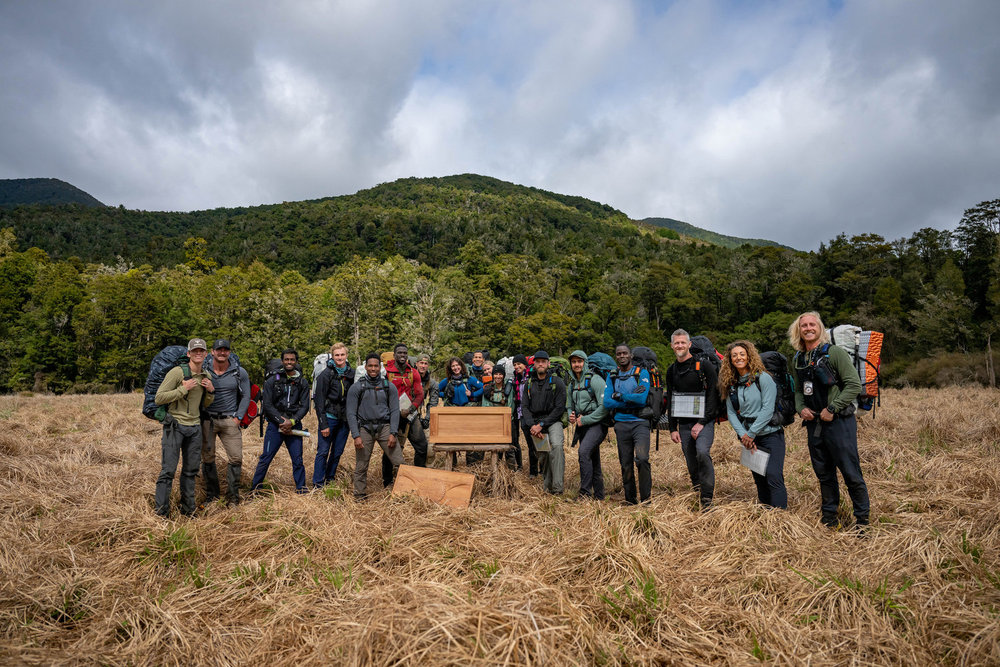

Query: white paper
left=740, top=447, right=770, bottom=476
left=533, top=434, right=551, bottom=452
left=671, top=392, right=706, bottom=419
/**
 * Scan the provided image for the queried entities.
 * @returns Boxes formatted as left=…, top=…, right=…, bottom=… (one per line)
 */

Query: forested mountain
left=642, top=217, right=790, bottom=249
left=0, top=174, right=997, bottom=394
left=1, top=174, right=647, bottom=278
left=0, top=178, right=105, bottom=208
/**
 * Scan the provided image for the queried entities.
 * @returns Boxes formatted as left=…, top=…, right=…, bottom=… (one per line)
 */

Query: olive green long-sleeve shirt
left=155, top=365, right=214, bottom=426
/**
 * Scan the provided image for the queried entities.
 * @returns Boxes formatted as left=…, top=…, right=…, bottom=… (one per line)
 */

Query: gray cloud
left=1, top=0, right=998, bottom=249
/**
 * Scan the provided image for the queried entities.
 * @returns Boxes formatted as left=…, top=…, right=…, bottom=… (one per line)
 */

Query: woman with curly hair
left=718, top=340, right=787, bottom=509
left=437, top=357, right=483, bottom=407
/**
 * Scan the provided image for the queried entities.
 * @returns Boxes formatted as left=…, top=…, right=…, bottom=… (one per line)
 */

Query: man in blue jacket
left=603, top=344, right=652, bottom=505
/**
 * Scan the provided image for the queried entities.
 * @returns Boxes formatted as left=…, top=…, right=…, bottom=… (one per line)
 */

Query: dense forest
left=0, top=174, right=997, bottom=393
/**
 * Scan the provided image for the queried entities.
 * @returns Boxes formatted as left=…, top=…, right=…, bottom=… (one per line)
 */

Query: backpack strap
left=694, top=360, right=707, bottom=390
left=583, top=372, right=598, bottom=404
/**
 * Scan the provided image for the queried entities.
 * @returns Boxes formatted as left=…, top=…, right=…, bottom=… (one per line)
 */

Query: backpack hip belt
left=359, top=419, right=390, bottom=433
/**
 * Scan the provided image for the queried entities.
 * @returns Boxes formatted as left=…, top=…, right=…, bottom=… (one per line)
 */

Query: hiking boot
left=821, top=515, right=840, bottom=529
left=202, top=462, right=221, bottom=500
left=226, top=463, right=242, bottom=503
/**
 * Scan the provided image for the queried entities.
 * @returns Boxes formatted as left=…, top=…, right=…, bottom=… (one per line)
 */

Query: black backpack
left=142, top=346, right=191, bottom=421
left=760, top=351, right=796, bottom=427
left=689, top=335, right=722, bottom=377
left=625, top=346, right=665, bottom=424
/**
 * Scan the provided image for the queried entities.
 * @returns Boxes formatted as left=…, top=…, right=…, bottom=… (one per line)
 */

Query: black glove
left=421, top=417, right=430, bottom=430
left=612, top=392, right=623, bottom=402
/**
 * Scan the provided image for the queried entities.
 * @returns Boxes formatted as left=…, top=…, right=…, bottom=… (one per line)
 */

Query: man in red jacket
left=382, top=343, right=426, bottom=486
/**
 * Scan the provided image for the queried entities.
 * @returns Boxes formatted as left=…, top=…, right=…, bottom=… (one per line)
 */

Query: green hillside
left=0, top=174, right=656, bottom=278
left=642, top=217, right=790, bottom=249
left=0, top=178, right=105, bottom=208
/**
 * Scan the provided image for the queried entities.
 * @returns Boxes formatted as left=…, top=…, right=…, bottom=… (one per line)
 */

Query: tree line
left=0, top=178, right=997, bottom=393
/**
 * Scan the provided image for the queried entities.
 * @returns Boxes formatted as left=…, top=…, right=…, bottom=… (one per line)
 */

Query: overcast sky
left=2, top=1, right=998, bottom=249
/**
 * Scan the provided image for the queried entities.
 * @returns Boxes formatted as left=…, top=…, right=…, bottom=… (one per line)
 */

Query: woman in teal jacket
left=719, top=340, right=787, bottom=509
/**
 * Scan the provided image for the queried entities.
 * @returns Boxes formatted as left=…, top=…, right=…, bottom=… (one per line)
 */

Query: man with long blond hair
left=789, top=312, right=869, bottom=530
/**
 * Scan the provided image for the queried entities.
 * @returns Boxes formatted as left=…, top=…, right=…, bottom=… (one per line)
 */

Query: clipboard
left=671, top=392, right=706, bottom=419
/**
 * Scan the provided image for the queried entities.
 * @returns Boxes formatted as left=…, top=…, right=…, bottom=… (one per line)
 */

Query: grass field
left=1, top=388, right=998, bottom=665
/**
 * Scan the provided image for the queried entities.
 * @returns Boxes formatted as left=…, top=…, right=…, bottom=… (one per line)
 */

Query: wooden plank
left=429, top=406, right=511, bottom=444
left=392, top=465, right=475, bottom=508
left=431, top=444, right=511, bottom=453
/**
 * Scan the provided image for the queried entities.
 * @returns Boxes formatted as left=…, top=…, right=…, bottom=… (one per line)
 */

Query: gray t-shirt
left=205, top=360, right=251, bottom=419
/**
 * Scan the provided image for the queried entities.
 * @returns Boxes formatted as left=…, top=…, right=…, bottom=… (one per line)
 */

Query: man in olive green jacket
left=566, top=350, right=610, bottom=500
left=154, top=338, right=215, bottom=517
left=790, top=312, right=869, bottom=529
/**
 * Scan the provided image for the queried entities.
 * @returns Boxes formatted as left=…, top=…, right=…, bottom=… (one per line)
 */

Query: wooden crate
left=428, top=406, right=511, bottom=443
left=427, top=406, right=513, bottom=474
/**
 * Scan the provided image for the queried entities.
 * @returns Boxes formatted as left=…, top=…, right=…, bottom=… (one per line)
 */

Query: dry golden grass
left=1, top=388, right=999, bottom=665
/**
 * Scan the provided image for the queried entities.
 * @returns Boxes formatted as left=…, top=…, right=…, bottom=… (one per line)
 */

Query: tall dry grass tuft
left=1, top=388, right=999, bottom=664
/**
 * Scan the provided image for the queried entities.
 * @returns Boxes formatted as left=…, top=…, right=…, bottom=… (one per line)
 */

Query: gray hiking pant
left=615, top=420, right=651, bottom=504
left=678, top=421, right=715, bottom=504
left=155, top=420, right=201, bottom=516
left=536, top=424, right=565, bottom=494
left=354, top=425, right=403, bottom=498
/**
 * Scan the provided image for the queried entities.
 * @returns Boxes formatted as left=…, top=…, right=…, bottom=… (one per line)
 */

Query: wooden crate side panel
left=428, top=407, right=511, bottom=443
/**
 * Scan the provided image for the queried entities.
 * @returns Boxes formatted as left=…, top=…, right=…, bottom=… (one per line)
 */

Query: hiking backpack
left=311, top=353, right=330, bottom=397
left=495, top=356, right=515, bottom=380
left=547, top=356, right=573, bottom=387
left=689, top=335, right=723, bottom=377
left=142, top=345, right=191, bottom=421
left=830, top=324, right=883, bottom=413
left=759, top=350, right=796, bottom=427
left=357, top=376, right=393, bottom=408
left=586, top=352, right=616, bottom=380
left=628, top=346, right=666, bottom=426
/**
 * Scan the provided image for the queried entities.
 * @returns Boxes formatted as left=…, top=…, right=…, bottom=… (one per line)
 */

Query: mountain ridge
left=642, top=216, right=791, bottom=250
left=0, top=178, right=105, bottom=208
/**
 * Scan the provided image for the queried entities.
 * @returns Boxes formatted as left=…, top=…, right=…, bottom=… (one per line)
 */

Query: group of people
left=152, top=310, right=870, bottom=531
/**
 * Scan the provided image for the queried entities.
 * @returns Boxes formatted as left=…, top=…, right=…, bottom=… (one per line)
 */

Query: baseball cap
left=188, top=338, right=208, bottom=352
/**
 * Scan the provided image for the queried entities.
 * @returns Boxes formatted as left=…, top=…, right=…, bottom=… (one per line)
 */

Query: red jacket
left=384, top=359, right=424, bottom=408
